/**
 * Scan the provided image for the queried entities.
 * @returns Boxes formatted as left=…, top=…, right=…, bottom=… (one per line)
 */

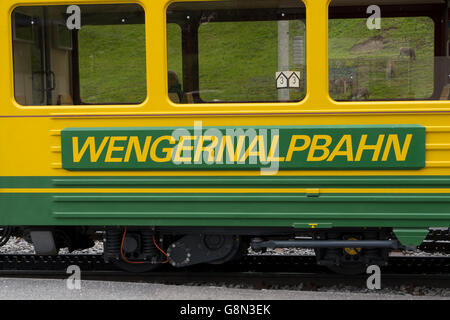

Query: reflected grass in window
left=79, top=24, right=146, bottom=104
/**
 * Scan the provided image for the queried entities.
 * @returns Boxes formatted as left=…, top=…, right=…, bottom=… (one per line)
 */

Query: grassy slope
left=329, top=17, right=434, bottom=100
left=78, top=17, right=434, bottom=103
left=197, top=20, right=305, bottom=102
left=78, top=24, right=147, bottom=104
left=168, top=20, right=306, bottom=102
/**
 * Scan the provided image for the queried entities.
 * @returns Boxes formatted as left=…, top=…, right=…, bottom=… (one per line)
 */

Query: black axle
left=251, top=239, right=401, bottom=250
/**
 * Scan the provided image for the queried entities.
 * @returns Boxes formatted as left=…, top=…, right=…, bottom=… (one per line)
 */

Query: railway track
left=417, top=229, right=450, bottom=254
left=0, top=254, right=449, bottom=290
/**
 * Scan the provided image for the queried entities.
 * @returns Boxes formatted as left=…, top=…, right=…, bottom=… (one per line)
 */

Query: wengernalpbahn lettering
left=61, top=125, right=425, bottom=170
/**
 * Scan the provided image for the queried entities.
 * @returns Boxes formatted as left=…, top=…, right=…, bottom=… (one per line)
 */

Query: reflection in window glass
left=167, top=23, right=184, bottom=103
left=199, top=20, right=305, bottom=102
left=79, top=24, right=146, bottom=104
left=329, top=16, right=434, bottom=101
left=12, top=4, right=146, bottom=106
left=167, top=0, right=306, bottom=104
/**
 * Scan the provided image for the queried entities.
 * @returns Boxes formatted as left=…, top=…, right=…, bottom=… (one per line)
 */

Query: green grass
left=167, top=24, right=183, bottom=87
left=78, top=24, right=147, bottom=104
left=168, top=20, right=306, bottom=102
left=78, top=16, right=434, bottom=103
left=329, top=17, right=434, bottom=100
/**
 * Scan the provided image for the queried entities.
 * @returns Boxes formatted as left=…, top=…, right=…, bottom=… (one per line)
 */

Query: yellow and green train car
left=3, top=0, right=450, bottom=272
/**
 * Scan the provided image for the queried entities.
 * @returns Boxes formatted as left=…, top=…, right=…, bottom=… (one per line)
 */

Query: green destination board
left=61, top=125, right=425, bottom=170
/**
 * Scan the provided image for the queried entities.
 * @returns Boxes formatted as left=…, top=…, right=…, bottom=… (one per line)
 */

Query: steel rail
left=0, top=254, right=449, bottom=290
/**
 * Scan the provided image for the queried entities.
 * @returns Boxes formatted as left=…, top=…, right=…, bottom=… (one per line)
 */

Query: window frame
left=327, top=2, right=444, bottom=103
left=10, top=2, right=149, bottom=108
left=165, top=0, right=308, bottom=106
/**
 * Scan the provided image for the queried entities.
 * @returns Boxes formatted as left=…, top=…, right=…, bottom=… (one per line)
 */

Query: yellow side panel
left=0, top=0, right=448, bottom=177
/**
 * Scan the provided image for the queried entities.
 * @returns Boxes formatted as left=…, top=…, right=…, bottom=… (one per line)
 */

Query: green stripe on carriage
left=0, top=191, right=449, bottom=227
left=2, top=174, right=450, bottom=189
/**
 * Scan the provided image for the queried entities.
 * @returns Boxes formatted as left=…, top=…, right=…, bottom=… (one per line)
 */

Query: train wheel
left=168, top=234, right=242, bottom=267
left=316, top=246, right=367, bottom=275
left=316, top=232, right=389, bottom=275
left=327, top=237, right=366, bottom=274
left=104, top=227, right=164, bottom=273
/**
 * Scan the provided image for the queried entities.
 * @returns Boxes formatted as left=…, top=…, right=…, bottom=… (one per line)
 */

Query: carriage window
left=12, top=4, right=146, bottom=106
left=167, top=23, right=184, bottom=103
left=166, top=0, right=306, bottom=104
left=329, top=0, right=436, bottom=101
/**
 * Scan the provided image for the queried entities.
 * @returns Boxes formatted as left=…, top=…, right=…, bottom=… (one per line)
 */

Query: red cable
left=120, top=227, right=146, bottom=264
left=153, top=235, right=169, bottom=264
left=120, top=227, right=169, bottom=264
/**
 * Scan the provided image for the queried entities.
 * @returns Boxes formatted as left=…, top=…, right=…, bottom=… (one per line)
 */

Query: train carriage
left=2, top=0, right=450, bottom=273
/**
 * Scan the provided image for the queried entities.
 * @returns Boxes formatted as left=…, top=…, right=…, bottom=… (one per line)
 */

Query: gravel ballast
left=1, top=237, right=449, bottom=298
